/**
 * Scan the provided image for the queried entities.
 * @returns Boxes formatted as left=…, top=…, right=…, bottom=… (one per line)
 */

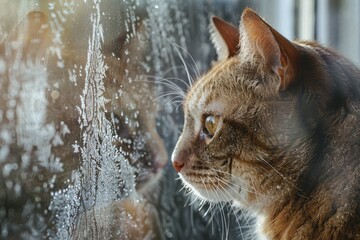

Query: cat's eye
left=204, top=115, right=220, bottom=138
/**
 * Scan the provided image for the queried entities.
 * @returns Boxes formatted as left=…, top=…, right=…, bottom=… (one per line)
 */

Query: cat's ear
left=240, top=8, right=299, bottom=91
left=210, top=16, right=240, bottom=61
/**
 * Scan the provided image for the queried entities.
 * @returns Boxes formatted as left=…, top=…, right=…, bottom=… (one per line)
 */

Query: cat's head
left=171, top=8, right=344, bottom=210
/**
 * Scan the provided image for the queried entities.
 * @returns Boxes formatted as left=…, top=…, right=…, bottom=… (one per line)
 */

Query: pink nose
left=172, top=159, right=184, bottom=173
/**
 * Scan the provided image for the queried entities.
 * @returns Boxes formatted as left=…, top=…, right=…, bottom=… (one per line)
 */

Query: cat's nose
left=172, top=159, right=184, bottom=172
left=171, top=150, right=186, bottom=173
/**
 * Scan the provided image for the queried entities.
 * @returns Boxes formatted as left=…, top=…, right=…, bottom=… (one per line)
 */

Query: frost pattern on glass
left=50, top=1, right=142, bottom=239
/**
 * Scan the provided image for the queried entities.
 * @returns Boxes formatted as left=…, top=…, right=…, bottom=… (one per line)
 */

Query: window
left=0, top=0, right=358, bottom=239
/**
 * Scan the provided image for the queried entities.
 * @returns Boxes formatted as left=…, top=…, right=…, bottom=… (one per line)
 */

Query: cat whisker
left=198, top=192, right=208, bottom=210
left=170, top=42, right=201, bottom=79
left=188, top=193, right=200, bottom=207
left=207, top=176, right=232, bottom=240
left=229, top=202, right=258, bottom=240
left=203, top=201, right=214, bottom=217
left=159, top=65, right=193, bottom=80
left=215, top=177, right=251, bottom=208
left=139, top=78, right=185, bottom=102
left=257, top=155, right=305, bottom=196
left=154, top=91, right=183, bottom=100
left=142, top=75, right=186, bottom=98
left=210, top=168, right=279, bottom=212
left=162, top=96, right=185, bottom=109
left=210, top=167, right=272, bottom=201
left=175, top=102, right=184, bottom=111
left=154, top=91, right=183, bottom=102
left=156, top=76, right=189, bottom=93
left=170, top=41, right=198, bottom=88
left=184, top=187, right=194, bottom=197
left=221, top=175, right=274, bottom=208
left=179, top=183, right=187, bottom=192
left=162, top=76, right=193, bottom=88
left=228, top=204, right=248, bottom=240
left=205, top=202, right=215, bottom=233
left=183, top=193, right=192, bottom=207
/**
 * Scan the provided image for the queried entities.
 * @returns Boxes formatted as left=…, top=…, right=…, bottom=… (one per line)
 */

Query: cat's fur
left=0, top=11, right=167, bottom=238
left=172, top=8, right=360, bottom=240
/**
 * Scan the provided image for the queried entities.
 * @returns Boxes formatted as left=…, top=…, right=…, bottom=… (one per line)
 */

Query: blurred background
left=0, top=0, right=359, bottom=239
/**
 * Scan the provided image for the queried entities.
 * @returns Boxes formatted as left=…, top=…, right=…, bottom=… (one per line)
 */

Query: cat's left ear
left=240, top=8, right=300, bottom=91
left=210, top=16, right=240, bottom=61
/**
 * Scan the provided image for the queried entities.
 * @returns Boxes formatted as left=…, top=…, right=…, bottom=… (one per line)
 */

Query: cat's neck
left=260, top=95, right=360, bottom=240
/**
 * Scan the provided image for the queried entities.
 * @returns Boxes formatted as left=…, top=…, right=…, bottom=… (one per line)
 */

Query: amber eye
left=204, top=115, right=220, bottom=138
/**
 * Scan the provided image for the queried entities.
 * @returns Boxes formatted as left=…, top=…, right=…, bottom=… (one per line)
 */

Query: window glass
left=0, top=1, right=358, bottom=239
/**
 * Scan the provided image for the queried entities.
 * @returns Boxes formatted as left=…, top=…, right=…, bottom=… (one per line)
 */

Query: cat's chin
left=179, top=173, right=234, bottom=203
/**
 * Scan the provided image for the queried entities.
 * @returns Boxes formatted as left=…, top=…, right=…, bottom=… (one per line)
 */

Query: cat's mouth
left=178, top=157, right=235, bottom=202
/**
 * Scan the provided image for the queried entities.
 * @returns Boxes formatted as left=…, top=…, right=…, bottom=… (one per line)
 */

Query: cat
left=0, top=10, right=167, bottom=239
left=171, top=8, right=360, bottom=240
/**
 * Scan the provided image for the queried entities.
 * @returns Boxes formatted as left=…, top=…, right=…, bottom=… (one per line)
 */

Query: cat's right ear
left=240, top=8, right=300, bottom=91
left=210, top=16, right=240, bottom=61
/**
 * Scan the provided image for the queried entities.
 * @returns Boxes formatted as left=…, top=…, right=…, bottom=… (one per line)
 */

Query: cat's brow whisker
left=154, top=92, right=184, bottom=102
left=163, top=96, right=185, bottom=108
left=158, top=76, right=190, bottom=92
left=175, top=102, right=184, bottom=111
left=143, top=74, right=185, bottom=83
left=163, top=76, right=193, bottom=87
left=170, top=41, right=201, bottom=78
left=141, top=75, right=188, bottom=95
left=181, top=65, right=195, bottom=86
left=160, top=65, right=190, bottom=78
left=170, top=42, right=198, bottom=88
left=154, top=86, right=185, bottom=99
left=147, top=77, right=187, bottom=97
left=154, top=90, right=183, bottom=99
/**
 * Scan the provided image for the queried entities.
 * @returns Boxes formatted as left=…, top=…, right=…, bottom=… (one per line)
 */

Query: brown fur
left=172, top=8, right=360, bottom=239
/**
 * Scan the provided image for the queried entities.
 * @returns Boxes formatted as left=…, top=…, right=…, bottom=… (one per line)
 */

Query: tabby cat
left=172, top=8, right=360, bottom=240
left=0, top=11, right=167, bottom=239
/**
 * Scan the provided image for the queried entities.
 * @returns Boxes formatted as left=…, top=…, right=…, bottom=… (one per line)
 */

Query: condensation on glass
left=0, top=0, right=358, bottom=240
